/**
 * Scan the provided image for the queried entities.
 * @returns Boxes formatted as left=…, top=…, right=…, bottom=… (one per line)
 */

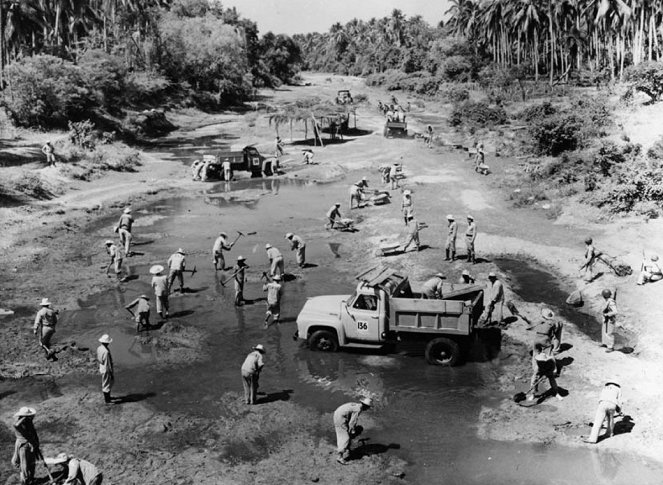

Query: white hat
left=105, top=240, right=114, bottom=245
left=461, top=269, right=470, bottom=276
left=362, top=176, right=367, bottom=181
left=334, top=202, right=341, bottom=207
left=14, top=406, right=36, bottom=417
left=652, top=254, right=659, bottom=262
left=541, top=308, right=555, bottom=320
left=177, top=248, right=185, bottom=254
left=488, top=272, right=496, bottom=278
left=123, top=207, right=132, bottom=214
left=273, top=274, right=282, bottom=281
left=285, top=233, right=293, bottom=239
left=98, top=334, right=112, bottom=344
left=45, top=453, right=69, bottom=465
left=403, top=189, right=411, bottom=195
left=253, top=344, right=265, bottom=353
left=149, top=265, right=164, bottom=275
left=265, top=243, right=272, bottom=249
left=40, top=298, right=51, bottom=306
left=139, top=294, right=149, bottom=299
left=237, top=255, right=246, bottom=261
left=467, top=215, right=474, bottom=220
left=434, top=273, right=445, bottom=279
left=446, top=214, right=454, bottom=220
left=220, top=232, right=227, bottom=237
left=360, top=397, right=373, bottom=407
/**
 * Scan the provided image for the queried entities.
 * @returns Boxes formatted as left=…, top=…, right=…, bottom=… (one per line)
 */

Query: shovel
left=513, top=374, right=547, bottom=404
left=506, top=301, right=533, bottom=327
left=182, top=265, right=197, bottom=278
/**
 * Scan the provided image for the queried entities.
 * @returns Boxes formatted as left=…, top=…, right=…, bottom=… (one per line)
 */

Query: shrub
left=449, top=101, right=507, bottom=128
left=78, top=50, right=126, bottom=111
left=438, top=83, right=469, bottom=103
left=528, top=114, right=582, bottom=156
left=624, top=61, right=663, bottom=102
left=647, top=135, right=663, bottom=159
left=125, top=70, right=172, bottom=105
left=68, top=120, right=96, bottom=149
left=518, top=102, right=557, bottom=123
left=11, top=172, right=51, bottom=199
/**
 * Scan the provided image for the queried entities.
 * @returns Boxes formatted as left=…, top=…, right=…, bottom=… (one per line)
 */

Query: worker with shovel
left=486, top=272, right=504, bottom=325
left=326, top=203, right=342, bottom=229
left=44, top=452, right=102, bottom=485
left=533, top=308, right=563, bottom=355
left=333, top=397, right=373, bottom=465
left=125, top=294, right=151, bottom=332
left=285, top=233, right=306, bottom=268
left=150, top=265, right=169, bottom=319
left=33, top=298, right=59, bottom=361
left=263, top=273, right=283, bottom=328
left=583, top=381, right=623, bottom=444
left=212, top=232, right=234, bottom=271
left=527, top=343, right=564, bottom=402
left=167, top=248, right=187, bottom=293
left=265, top=243, right=285, bottom=278
left=11, top=406, right=41, bottom=485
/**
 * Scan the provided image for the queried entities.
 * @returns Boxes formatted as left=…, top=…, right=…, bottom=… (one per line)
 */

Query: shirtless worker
left=333, top=397, right=373, bottom=465
left=115, top=207, right=134, bottom=256
left=12, top=406, right=41, bottom=485
left=326, top=203, right=342, bottom=229
left=33, top=298, right=59, bottom=360
left=263, top=274, right=283, bottom=328
left=445, top=214, right=457, bottom=261
left=285, top=233, right=306, bottom=268
left=421, top=273, right=444, bottom=299
left=213, top=232, right=234, bottom=271
left=265, top=243, right=285, bottom=278
left=125, top=294, right=151, bottom=332
left=167, top=248, right=186, bottom=293
left=150, top=265, right=169, bottom=319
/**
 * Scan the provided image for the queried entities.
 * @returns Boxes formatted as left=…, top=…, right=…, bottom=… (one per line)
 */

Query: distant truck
left=383, top=120, right=408, bottom=138
left=336, top=90, right=353, bottom=104
left=294, top=267, right=485, bottom=366
left=204, top=146, right=276, bottom=180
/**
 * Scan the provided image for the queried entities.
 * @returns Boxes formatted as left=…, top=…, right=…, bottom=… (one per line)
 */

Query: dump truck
left=294, top=266, right=485, bottom=366
left=384, top=120, right=408, bottom=138
left=205, top=146, right=276, bottom=180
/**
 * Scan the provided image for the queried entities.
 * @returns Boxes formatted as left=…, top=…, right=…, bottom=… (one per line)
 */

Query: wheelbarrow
left=334, top=218, right=356, bottom=232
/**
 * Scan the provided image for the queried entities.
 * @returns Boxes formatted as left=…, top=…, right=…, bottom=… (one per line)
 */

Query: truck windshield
left=352, top=294, right=377, bottom=311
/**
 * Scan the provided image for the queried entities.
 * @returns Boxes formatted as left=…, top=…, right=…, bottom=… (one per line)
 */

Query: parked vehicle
left=384, top=120, right=408, bottom=138
left=294, top=266, right=485, bottom=366
left=205, top=146, right=276, bottom=180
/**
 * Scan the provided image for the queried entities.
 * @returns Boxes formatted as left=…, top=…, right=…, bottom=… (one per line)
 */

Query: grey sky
left=224, top=0, right=452, bottom=35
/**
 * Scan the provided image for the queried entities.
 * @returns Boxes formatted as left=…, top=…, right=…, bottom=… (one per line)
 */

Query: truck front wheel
left=309, top=330, right=339, bottom=352
left=425, top=337, right=461, bottom=366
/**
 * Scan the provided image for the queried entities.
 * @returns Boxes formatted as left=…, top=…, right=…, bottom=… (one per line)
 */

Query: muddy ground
left=1, top=73, right=663, bottom=484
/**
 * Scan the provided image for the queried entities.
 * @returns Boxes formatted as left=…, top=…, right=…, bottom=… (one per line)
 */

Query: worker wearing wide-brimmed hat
left=326, top=203, right=342, bottom=229
left=285, top=233, right=306, bottom=268
left=241, top=344, right=265, bottom=405
left=421, top=273, right=445, bottom=299
left=115, top=207, right=134, bottom=256
left=233, top=256, right=248, bottom=306
left=150, top=265, right=169, bottom=319
left=44, top=452, right=102, bottom=485
left=33, top=298, right=59, bottom=360
left=167, top=248, right=187, bottom=293
left=445, top=214, right=457, bottom=261
left=12, top=406, right=40, bottom=485
left=459, top=269, right=475, bottom=284
left=401, top=189, right=413, bottom=225
left=265, top=243, right=284, bottom=278
left=263, top=274, right=283, bottom=328
left=486, top=272, right=504, bottom=325
left=104, top=239, right=126, bottom=281
left=125, top=294, right=151, bottom=332
left=584, top=380, right=623, bottom=444
left=465, top=215, right=477, bottom=264
left=533, top=308, right=563, bottom=355
left=97, top=334, right=114, bottom=404
left=333, top=397, right=373, bottom=465
left=213, top=231, right=234, bottom=271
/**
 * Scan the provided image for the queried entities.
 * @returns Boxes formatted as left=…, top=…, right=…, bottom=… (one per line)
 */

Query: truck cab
left=206, top=146, right=276, bottom=180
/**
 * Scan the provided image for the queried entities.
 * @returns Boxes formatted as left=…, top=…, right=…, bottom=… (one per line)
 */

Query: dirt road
left=1, top=73, right=662, bottom=484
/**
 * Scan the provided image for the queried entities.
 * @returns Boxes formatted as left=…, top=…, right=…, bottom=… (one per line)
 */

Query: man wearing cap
left=349, top=182, right=364, bottom=210
left=167, top=248, right=186, bottom=293
left=44, top=453, right=102, bottom=485
left=125, top=294, right=151, bottom=332
left=465, top=215, right=477, bottom=264
left=233, top=256, right=248, bottom=306
left=241, top=344, right=265, bottom=404
left=150, top=265, right=169, bottom=319
left=222, top=158, right=232, bottom=182
left=580, top=237, right=597, bottom=282
left=115, top=208, right=134, bottom=256
left=285, top=233, right=306, bottom=268
left=104, top=240, right=126, bottom=281
left=445, top=215, right=457, bottom=261
left=33, top=298, right=59, bottom=360
left=402, top=215, right=420, bottom=252
left=637, top=253, right=662, bottom=285
left=12, top=406, right=41, bottom=485
left=97, top=335, right=114, bottom=404
left=459, top=269, right=475, bottom=284
left=601, top=289, right=617, bottom=353
left=265, top=243, right=284, bottom=278
left=421, top=274, right=445, bottom=299
left=326, top=203, right=342, bottom=229
left=213, top=232, right=234, bottom=271
left=263, top=274, right=283, bottom=328
left=401, top=190, right=413, bottom=225
left=487, top=273, right=504, bottom=325
left=584, top=381, right=623, bottom=444
left=333, top=397, right=372, bottom=465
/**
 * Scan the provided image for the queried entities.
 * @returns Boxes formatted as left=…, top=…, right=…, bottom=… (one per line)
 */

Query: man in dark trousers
left=33, top=298, right=59, bottom=360
left=12, top=406, right=41, bottom=485
left=333, top=397, right=373, bottom=465
left=241, top=344, right=265, bottom=405
left=45, top=453, right=103, bottom=485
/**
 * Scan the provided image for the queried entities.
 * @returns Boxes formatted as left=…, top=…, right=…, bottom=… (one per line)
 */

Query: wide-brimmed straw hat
left=360, top=397, right=373, bottom=407
left=220, top=232, right=227, bottom=237
left=40, top=298, right=51, bottom=306
left=285, top=233, right=293, bottom=239
left=446, top=214, right=454, bottom=220
left=105, top=240, right=114, bottom=246
left=434, top=273, right=445, bottom=279
left=265, top=243, right=272, bottom=249
left=149, top=265, right=164, bottom=275
left=98, top=334, right=112, bottom=344
left=139, top=294, right=149, bottom=299
left=541, top=308, right=555, bottom=320
left=123, top=207, right=132, bottom=214
left=273, top=274, right=282, bottom=281
left=462, top=269, right=470, bottom=276
left=253, top=344, right=265, bottom=353
left=177, top=248, right=185, bottom=255
left=488, top=272, right=496, bottom=278
left=237, top=255, right=246, bottom=261
left=14, top=406, right=36, bottom=417
left=467, top=215, right=474, bottom=220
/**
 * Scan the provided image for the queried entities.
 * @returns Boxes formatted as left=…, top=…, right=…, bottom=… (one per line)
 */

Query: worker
left=426, top=125, right=434, bottom=148
left=445, top=214, right=457, bottom=261
left=584, top=381, right=623, bottom=444
left=33, top=298, right=59, bottom=360
left=167, top=248, right=186, bottom=293
left=527, top=343, right=564, bottom=402
left=104, top=240, right=126, bottom=281
left=150, top=265, right=169, bottom=319
left=421, top=273, right=445, bottom=299
left=115, top=207, right=133, bottom=256
left=326, top=203, right=342, bottom=229
left=380, top=165, right=390, bottom=185
left=221, top=158, right=232, bottom=182
left=241, top=344, right=265, bottom=405
left=601, top=289, right=617, bottom=353
left=125, top=294, right=150, bottom=332
left=349, top=182, right=364, bottom=210
left=474, top=142, right=485, bottom=172
left=533, top=308, right=563, bottom=355
left=201, top=159, right=212, bottom=181
left=303, top=149, right=314, bottom=164
left=465, top=215, right=477, bottom=264
left=459, top=269, right=475, bottom=284
left=580, top=237, right=597, bottom=282
left=402, top=215, right=420, bottom=252
left=213, top=232, right=234, bottom=271
left=386, top=109, right=394, bottom=121
left=401, top=190, right=413, bottom=225
left=358, top=176, right=369, bottom=189
left=45, top=453, right=102, bottom=485
left=97, top=334, right=114, bottom=404
left=637, top=253, right=662, bottom=285
left=389, top=163, right=399, bottom=190
left=191, top=159, right=202, bottom=180
left=333, top=397, right=372, bottom=465
left=275, top=136, right=284, bottom=157
left=233, top=256, right=248, bottom=306
left=265, top=243, right=284, bottom=277
left=487, top=272, right=504, bottom=325
left=42, top=141, right=56, bottom=166
left=263, top=274, right=283, bottom=328
left=285, top=233, right=306, bottom=268
left=11, top=406, right=41, bottom=485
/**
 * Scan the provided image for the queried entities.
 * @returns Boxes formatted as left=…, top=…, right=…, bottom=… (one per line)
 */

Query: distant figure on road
left=583, top=381, right=623, bottom=444
left=285, top=233, right=306, bottom=268
left=12, top=406, right=41, bottom=485
left=241, top=344, right=265, bottom=405
left=97, top=334, right=114, bottom=404
left=33, top=297, right=59, bottom=360
left=426, top=125, right=434, bottom=148
left=333, top=397, right=372, bottom=465
left=222, top=158, right=232, bottom=182
left=42, top=141, right=56, bottom=166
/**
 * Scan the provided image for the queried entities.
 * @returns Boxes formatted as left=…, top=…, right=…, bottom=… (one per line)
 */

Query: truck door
left=245, top=147, right=262, bottom=172
left=343, top=293, right=381, bottom=342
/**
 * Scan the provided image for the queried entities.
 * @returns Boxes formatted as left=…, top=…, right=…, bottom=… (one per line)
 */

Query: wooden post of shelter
left=311, top=115, right=324, bottom=148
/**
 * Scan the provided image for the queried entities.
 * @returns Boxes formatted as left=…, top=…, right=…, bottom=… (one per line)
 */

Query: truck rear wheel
left=309, top=330, right=339, bottom=352
left=425, top=337, right=461, bottom=366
